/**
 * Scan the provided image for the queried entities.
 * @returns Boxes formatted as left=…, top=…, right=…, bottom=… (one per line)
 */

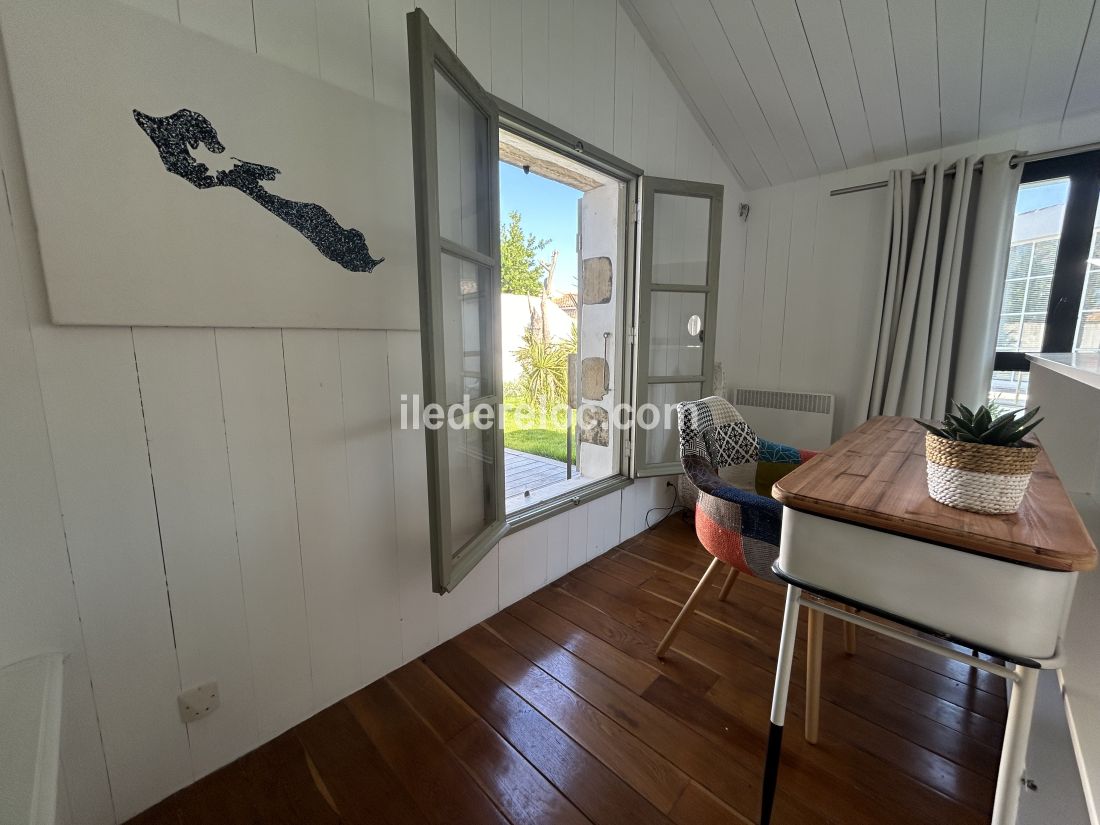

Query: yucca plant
left=915, top=402, right=1043, bottom=447
left=514, top=327, right=570, bottom=408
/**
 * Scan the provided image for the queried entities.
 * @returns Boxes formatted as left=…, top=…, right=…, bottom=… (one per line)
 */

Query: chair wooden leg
left=718, top=565, right=739, bottom=602
left=805, top=607, right=824, bottom=744
left=844, top=606, right=857, bottom=655
left=656, top=557, right=724, bottom=659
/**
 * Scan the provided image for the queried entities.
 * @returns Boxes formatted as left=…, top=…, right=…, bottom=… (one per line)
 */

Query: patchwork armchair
left=656, top=396, right=852, bottom=743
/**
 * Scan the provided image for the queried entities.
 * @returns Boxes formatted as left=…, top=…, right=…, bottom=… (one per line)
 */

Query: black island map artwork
left=134, top=108, right=384, bottom=273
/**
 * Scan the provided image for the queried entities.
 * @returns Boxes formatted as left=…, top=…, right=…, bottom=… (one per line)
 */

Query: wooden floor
left=128, top=517, right=1007, bottom=825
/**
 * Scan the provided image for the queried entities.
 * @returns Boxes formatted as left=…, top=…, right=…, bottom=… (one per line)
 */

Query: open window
left=408, top=10, right=506, bottom=592
left=409, top=10, right=724, bottom=590
left=632, top=177, right=724, bottom=477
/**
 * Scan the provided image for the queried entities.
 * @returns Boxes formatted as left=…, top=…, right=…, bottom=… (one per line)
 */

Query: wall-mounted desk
left=760, top=416, right=1097, bottom=825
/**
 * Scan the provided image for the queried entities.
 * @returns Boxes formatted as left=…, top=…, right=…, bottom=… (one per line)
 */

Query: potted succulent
left=915, top=402, right=1044, bottom=514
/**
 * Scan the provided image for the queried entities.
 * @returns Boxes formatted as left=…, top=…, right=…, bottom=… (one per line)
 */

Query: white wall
left=718, top=114, right=1100, bottom=438
left=0, top=0, right=746, bottom=821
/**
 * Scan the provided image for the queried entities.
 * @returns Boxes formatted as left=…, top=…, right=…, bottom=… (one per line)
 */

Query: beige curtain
left=862, top=151, right=1022, bottom=420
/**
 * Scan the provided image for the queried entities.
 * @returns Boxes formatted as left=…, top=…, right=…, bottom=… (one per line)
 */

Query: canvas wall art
left=0, top=0, right=419, bottom=329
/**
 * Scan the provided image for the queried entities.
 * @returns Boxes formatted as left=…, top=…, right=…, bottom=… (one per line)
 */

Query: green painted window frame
left=407, top=9, right=507, bottom=593
left=632, top=177, right=724, bottom=478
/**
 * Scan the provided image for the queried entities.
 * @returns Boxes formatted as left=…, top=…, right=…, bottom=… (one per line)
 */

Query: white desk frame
left=762, top=582, right=1061, bottom=825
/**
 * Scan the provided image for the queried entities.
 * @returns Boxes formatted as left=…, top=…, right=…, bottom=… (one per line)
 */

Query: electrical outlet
left=178, top=681, right=219, bottom=723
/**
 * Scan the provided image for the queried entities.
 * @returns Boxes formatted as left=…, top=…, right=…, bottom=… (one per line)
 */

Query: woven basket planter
left=925, top=433, right=1039, bottom=514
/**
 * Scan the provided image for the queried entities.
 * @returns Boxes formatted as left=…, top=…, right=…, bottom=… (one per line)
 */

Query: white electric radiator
left=732, top=388, right=835, bottom=451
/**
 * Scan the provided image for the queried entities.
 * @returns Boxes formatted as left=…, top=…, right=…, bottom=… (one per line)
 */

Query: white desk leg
left=991, top=665, right=1040, bottom=825
left=761, top=584, right=802, bottom=825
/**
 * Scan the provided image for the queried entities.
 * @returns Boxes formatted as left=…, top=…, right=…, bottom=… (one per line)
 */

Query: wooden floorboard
left=126, top=517, right=1005, bottom=824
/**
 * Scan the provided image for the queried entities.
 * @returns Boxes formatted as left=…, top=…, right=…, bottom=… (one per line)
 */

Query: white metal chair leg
left=656, top=556, right=724, bottom=658
left=718, top=565, right=739, bottom=602
left=761, top=584, right=802, bottom=825
left=991, top=665, right=1040, bottom=825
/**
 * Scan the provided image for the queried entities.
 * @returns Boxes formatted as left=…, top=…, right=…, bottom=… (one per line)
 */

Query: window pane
left=648, top=292, right=705, bottom=377
left=441, top=253, right=490, bottom=403
left=1023, top=275, right=1052, bottom=312
left=1006, top=244, right=1032, bottom=280
left=1020, top=313, right=1047, bottom=350
left=446, top=422, right=497, bottom=556
left=1000, top=279, right=1026, bottom=314
left=1074, top=219, right=1100, bottom=352
left=988, top=370, right=1030, bottom=411
left=994, top=178, right=1070, bottom=355
left=645, top=382, right=703, bottom=465
left=651, top=193, right=711, bottom=285
left=435, top=68, right=489, bottom=253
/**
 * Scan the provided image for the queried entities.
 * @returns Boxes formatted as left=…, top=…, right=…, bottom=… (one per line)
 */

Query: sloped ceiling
left=623, top=0, right=1100, bottom=189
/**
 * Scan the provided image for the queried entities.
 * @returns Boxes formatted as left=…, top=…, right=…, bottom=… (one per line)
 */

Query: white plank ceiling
left=624, top=0, right=1100, bottom=189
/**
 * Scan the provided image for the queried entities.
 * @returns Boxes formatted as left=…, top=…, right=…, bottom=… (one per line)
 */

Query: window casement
left=408, top=9, right=725, bottom=590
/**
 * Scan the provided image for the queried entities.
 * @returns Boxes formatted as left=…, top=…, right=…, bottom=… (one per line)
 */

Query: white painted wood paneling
left=521, top=0, right=550, bottom=118
left=417, top=0, right=456, bottom=48
left=935, top=0, right=984, bottom=147
left=842, top=0, right=906, bottom=160
left=491, top=0, right=523, bottom=103
left=438, top=545, right=501, bottom=637
left=385, top=330, right=440, bottom=660
left=316, top=0, right=374, bottom=97
left=732, top=185, right=771, bottom=389
left=252, top=0, right=320, bottom=75
left=283, top=330, right=363, bottom=710
left=216, top=329, right=314, bottom=737
left=586, top=490, right=622, bottom=561
left=589, top=0, right=618, bottom=151
left=777, top=176, right=823, bottom=389
left=546, top=0, right=575, bottom=134
left=178, top=0, right=256, bottom=51
left=567, top=504, right=590, bottom=571
left=629, top=0, right=766, bottom=186
left=628, top=34, right=653, bottom=172
left=545, top=511, right=570, bottom=581
left=0, top=172, right=114, bottom=825
left=338, top=331, right=403, bottom=685
left=886, top=0, right=940, bottom=155
left=1021, top=0, right=1093, bottom=126
left=1066, top=5, right=1100, bottom=117
left=115, top=0, right=178, bottom=21
left=979, top=0, right=1040, bottom=138
left=797, top=0, right=875, bottom=169
left=499, top=521, right=548, bottom=607
left=613, top=4, right=636, bottom=161
left=758, top=184, right=793, bottom=384
left=669, top=0, right=791, bottom=183
left=712, top=0, right=818, bottom=180
left=132, top=328, right=259, bottom=778
left=570, top=0, right=598, bottom=143
left=754, top=0, right=846, bottom=174
left=35, top=328, right=191, bottom=821
left=370, top=0, right=415, bottom=110
left=455, top=0, right=492, bottom=88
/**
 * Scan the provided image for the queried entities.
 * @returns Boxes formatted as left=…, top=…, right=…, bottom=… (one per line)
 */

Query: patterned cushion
left=676, top=397, right=815, bottom=583
left=677, top=397, right=758, bottom=468
left=754, top=437, right=818, bottom=497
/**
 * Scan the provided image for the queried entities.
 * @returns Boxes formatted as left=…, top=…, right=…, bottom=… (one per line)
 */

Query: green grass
left=502, top=397, right=576, bottom=464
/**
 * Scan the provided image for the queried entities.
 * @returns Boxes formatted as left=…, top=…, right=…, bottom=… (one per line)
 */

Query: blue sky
left=500, top=162, right=582, bottom=292
left=1016, top=178, right=1070, bottom=213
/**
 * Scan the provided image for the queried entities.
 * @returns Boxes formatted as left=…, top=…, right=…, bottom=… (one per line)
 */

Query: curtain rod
left=828, top=139, right=1100, bottom=197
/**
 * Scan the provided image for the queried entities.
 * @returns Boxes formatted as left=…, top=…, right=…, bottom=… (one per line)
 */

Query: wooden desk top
left=773, top=416, right=1098, bottom=572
